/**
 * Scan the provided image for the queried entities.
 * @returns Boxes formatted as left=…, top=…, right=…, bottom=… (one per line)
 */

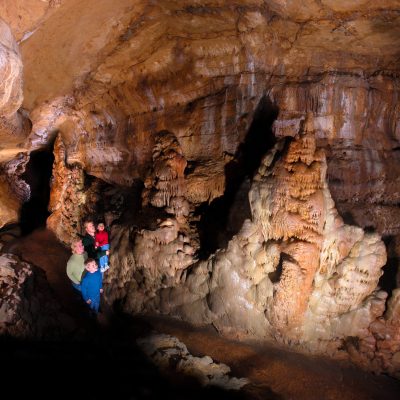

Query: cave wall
left=0, top=0, right=400, bottom=378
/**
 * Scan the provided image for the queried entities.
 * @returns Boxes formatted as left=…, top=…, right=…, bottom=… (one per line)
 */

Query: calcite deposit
left=47, top=134, right=97, bottom=243
left=0, top=0, right=399, bottom=379
left=137, top=333, right=249, bottom=390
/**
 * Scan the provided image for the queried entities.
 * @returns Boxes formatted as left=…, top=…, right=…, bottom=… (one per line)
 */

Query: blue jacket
left=81, top=270, right=103, bottom=302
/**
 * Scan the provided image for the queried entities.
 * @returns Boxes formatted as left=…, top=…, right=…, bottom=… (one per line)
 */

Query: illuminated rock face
left=0, top=174, right=20, bottom=229
left=271, top=75, right=400, bottom=237
left=46, top=135, right=88, bottom=243
left=0, top=0, right=399, bottom=378
left=0, top=18, right=29, bottom=162
left=104, top=117, right=398, bottom=376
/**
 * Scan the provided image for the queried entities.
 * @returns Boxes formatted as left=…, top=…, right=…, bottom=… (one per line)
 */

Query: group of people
left=66, top=220, right=110, bottom=313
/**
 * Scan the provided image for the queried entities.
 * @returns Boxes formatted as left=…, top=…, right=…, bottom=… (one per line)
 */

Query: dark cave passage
left=197, top=96, right=279, bottom=259
left=19, top=147, right=54, bottom=236
left=380, top=236, right=400, bottom=297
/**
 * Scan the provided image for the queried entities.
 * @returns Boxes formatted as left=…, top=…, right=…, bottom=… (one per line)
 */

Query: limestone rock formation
left=47, top=135, right=90, bottom=243
left=0, top=253, right=75, bottom=338
left=142, top=130, right=187, bottom=212
left=137, top=333, right=250, bottom=390
left=105, top=116, right=399, bottom=377
left=271, top=74, right=400, bottom=239
left=0, top=18, right=29, bottom=163
left=0, top=174, right=20, bottom=229
left=0, top=0, right=399, bottom=380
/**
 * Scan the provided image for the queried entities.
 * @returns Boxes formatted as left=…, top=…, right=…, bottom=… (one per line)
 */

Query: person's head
left=84, top=220, right=95, bottom=235
left=97, top=222, right=105, bottom=232
left=71, top=240, right=84, bottom=255
left=84, top=258, right=98, bottom=273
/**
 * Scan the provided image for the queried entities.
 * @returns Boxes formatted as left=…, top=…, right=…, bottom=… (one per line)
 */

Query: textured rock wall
left=0, top=174, right=20, bottom=229
left=0, top=18, right=29, bottom=162
left=104, top=116, right=398, bottom=376
left=0, top=0, right=399, bottom=378
left=0, top=253, right=75, bottom=338
left=271, top=74, right=400, bottom=237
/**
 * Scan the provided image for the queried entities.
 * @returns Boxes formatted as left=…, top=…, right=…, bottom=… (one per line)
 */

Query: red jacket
left=95, top=230, right=109, bottom=247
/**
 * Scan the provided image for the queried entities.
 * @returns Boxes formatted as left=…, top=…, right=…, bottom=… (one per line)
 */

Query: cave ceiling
left=1, top=0, right=400, bottom=165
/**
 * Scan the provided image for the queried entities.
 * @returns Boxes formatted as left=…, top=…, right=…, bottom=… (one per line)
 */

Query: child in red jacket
left=95, top=222, right=110, bottom=273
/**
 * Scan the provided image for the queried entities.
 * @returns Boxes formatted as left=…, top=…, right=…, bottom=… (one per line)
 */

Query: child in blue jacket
left=81, top=258, right=103, bottom=313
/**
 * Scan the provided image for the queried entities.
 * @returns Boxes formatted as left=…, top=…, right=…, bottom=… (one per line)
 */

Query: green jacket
left=66, top=253, right=87, bottom=284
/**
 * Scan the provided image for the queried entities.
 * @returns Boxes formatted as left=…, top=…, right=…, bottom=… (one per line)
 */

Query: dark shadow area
left=380, top=236, right=399, bottom=297
left=78, top=175, right=142, bottom=235
left=0, top=312, right=252, bottom=400
left=19, top=148, right=54, bottom=236
left=337, top=210, right=356, bottom=226
left=268, top=254, right=283, bottom=284
left=238, top=96, right=279, bottom=178
left=0, top=223, right=21, bottom=244
left=197, top=96, right=279, bottom=259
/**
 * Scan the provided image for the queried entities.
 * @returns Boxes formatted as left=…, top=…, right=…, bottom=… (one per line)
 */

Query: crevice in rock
left=379, top=236, right=400, bottom=297
left=196, top=96, right=278, bottom=259
left=269, top=254, right=284, bottom=284
left=19, top=145, right=55, bottom=236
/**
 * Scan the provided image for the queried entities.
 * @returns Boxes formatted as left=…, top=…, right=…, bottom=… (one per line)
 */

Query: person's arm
left=80, top=269, right=87, bottom=282
left=66, top=260, right=79, bottom=284
left=106, top=233, right=110, bottom=255
left=81, top=236, right=88, bottom=248
left=81, top=278, right=89, bottom=302
left=66, top=261, right=74, bottom=281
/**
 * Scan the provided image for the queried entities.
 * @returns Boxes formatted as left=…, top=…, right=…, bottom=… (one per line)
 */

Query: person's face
left=86, top=261, right=98, bottom=273
left=74, top=241, right=84, bottom=255
left=85, top=222, right=95, bottom=235
left=97, top=224, right=104, bottom=232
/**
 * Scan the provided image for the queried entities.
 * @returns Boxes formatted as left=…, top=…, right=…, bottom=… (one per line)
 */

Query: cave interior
left=0, top=1, right=400, bottom=399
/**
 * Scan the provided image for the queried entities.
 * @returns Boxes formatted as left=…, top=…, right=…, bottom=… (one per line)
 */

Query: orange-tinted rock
left=47, top=135, right=103, bottom=244
left=0, top=174, right=20, bottom=229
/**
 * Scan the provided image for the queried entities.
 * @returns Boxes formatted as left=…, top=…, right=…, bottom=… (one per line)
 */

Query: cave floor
left=2, top=228, right=400, bottom=400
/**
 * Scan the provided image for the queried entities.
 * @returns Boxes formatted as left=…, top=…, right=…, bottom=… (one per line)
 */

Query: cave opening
left=197, top=96, right=279, bottom=259
left=19, top=147, right=54, bottom=236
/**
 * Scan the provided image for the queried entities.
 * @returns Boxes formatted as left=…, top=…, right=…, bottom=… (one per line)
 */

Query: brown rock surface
left=104, top=117, right=396, bottom=375
left=0, top=252, right=75, bottom=338
left=0, top=0, right=399, bottom=380
left=0, top=173, right=20, bottom=229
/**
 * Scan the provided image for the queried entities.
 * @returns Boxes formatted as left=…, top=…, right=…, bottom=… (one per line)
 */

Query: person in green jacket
left=66, top=240, right=87, bottom=291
